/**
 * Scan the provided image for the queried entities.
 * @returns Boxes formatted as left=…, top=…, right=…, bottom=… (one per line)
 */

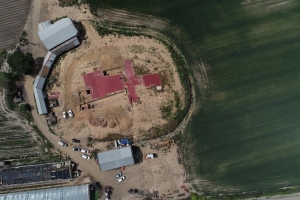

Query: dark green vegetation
left=0, top=46, right=59, bottom=166
left=7, top=50, right=34, bottom=75
left=18, top=103, right=33, bottom=122
left=191, top=186, right=300, bottom=200
left=87, top=0, right=300, bottom=194
left=0, top=71, right=19, bottom=110
left=0, top=109, right=37, bottom=163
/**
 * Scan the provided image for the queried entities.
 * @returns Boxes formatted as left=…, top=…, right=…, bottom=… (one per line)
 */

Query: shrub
left=18, top=104, right=33, bottom=122
left=7, top=51, right=34, bottom=75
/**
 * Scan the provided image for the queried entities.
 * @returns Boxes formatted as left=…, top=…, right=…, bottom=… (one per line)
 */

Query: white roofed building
left=34, top=17, right=80, bottom=115
left=38, top=20, right=51, bottom=31
left=97, top=146, right=135, bottom=171
left=38, top=17, right=79, bottom=51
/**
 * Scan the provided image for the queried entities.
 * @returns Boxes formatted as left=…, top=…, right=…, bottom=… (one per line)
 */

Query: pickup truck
left=58, top=140, right=68, bottom=147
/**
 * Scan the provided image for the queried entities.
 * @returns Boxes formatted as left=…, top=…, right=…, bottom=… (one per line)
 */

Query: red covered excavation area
left=84, top=60, right=161, bottom=103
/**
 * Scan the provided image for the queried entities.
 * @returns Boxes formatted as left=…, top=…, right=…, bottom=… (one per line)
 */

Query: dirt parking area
left=95, top=142, right=188, bottom=200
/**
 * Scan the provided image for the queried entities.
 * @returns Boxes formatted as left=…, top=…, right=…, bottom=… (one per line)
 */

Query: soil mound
left=89, top=116, right=108, bottom=127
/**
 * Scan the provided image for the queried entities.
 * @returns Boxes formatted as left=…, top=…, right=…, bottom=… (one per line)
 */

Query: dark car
left=72, top=147, right=81, bottom=151
left=72, top=138, right=80, bottom=143
left=95, top=181, right=102, bottom=190
left=89, top=184, right=94, bottom=191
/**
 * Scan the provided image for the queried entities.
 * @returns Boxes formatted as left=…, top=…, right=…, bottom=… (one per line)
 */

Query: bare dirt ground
left=47, top=18, right=185, bottom=148
left=16, top=0, right=191, bottom=199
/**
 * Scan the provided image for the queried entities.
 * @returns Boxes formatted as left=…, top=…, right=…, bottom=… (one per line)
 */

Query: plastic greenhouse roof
left=0, top=185, right=89, bottom=200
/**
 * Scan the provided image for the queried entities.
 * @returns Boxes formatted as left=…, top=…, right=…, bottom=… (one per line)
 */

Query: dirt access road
left=20, top=0, right=187, bottom=199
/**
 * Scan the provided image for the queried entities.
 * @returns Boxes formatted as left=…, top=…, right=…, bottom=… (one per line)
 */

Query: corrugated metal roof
left=38, top=20, right=51, bottom=31
left=0, top=185, right=89, bottom=200
left=33, top=75, right=46, bottom=90
left=43, top=51, right=57, bottom=68
left=38, top=18, right=78, bottom=50
left=97, top=146, right=134, bottom=171
left=51, top=37, right=80, bottom=55
left=33, top=87, right=47, bottom=115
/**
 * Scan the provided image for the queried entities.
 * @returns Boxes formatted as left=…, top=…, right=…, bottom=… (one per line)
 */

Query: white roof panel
left=43, top=51, right=57, bottom=68
left=38, top=20, right=51, bottom=31
left=38, top=18, right=78, bottom=50
left=51, top=37, right=80, bottom=56
left=33, top=87, right=47, bottom=115
left=0, top=185, right=89, bottom=200
left=33, top=75, right=46, bottom=90
left=97, top=146, right=134, bottom=171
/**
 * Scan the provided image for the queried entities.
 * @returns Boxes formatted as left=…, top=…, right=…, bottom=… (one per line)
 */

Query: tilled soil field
left=0, top=109, right=40, bottom=162
left=0, top=0, right=31, bottom=49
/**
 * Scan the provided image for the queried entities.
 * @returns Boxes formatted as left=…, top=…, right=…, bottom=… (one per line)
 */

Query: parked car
left=73, top=170, right=81, bottom=177
left=116, top=172, right=123, bottom=178
left=146, top=153, right=154, bottom=159
left=81, top=149, right=90, bottom=153
left=62, top=112, right=67, bottom=119
left=95, top=182, right=102, bottom=190
left=118, top=176, right=126, bottom=182
left=72, top=147, right=81, bottom=151
left=68, top=110, right=74, bottom=118
left=81, top=154, right=91, bottom=159
left=58, top=140, right=68, bottom=147
left=72, top=138, right=80, bottom=143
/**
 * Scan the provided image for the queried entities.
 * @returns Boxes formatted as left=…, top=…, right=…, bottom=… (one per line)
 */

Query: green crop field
left=87, top=0, right=300, bottom=193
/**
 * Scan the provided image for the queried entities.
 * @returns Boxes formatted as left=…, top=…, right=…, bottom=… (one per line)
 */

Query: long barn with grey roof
left=97, top=146, right=135, bottom=171
left=34, top=17, right=80, bottom=115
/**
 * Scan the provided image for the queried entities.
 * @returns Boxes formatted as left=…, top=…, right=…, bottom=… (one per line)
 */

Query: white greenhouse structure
left=0, top=185, right=90, bottom=200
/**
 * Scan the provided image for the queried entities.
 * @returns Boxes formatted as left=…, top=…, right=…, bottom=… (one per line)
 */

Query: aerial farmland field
left=87, top=0, right=300, bottom=193
left=0, top=0, right=30, bottom=49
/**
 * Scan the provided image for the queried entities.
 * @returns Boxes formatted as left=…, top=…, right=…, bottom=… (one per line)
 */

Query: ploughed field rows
left=0, top=0, right=30, bottom=49
left=0, top=112, right=40, bottom=161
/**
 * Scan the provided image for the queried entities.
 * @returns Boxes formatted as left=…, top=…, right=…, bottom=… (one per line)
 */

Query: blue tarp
left=120, top=139, right=130, bottom=145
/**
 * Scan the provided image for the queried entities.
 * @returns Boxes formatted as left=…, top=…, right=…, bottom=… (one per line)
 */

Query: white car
left=68, top=110, right=74, bottom=118
left=118, top=176, right=126, bottom=182
left=81, top=149, right=90, bottom=153
left=116, top=172, right=123, bottom=178
left=62, top=112, right=67, bottom=119
left=81, top=154, right=91, bottom=159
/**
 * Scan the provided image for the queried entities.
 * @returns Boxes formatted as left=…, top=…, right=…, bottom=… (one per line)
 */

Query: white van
left=58, top=140, right=68, bottom=147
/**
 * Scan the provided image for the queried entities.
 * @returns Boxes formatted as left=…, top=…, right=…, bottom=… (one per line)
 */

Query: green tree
left=19, top=103, right=31, bottom=112
left=18, top=103, right=32, bottom=121
left=0, top=72, right=15, bottom=89
left=7, top=51, right=34, bottom=75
